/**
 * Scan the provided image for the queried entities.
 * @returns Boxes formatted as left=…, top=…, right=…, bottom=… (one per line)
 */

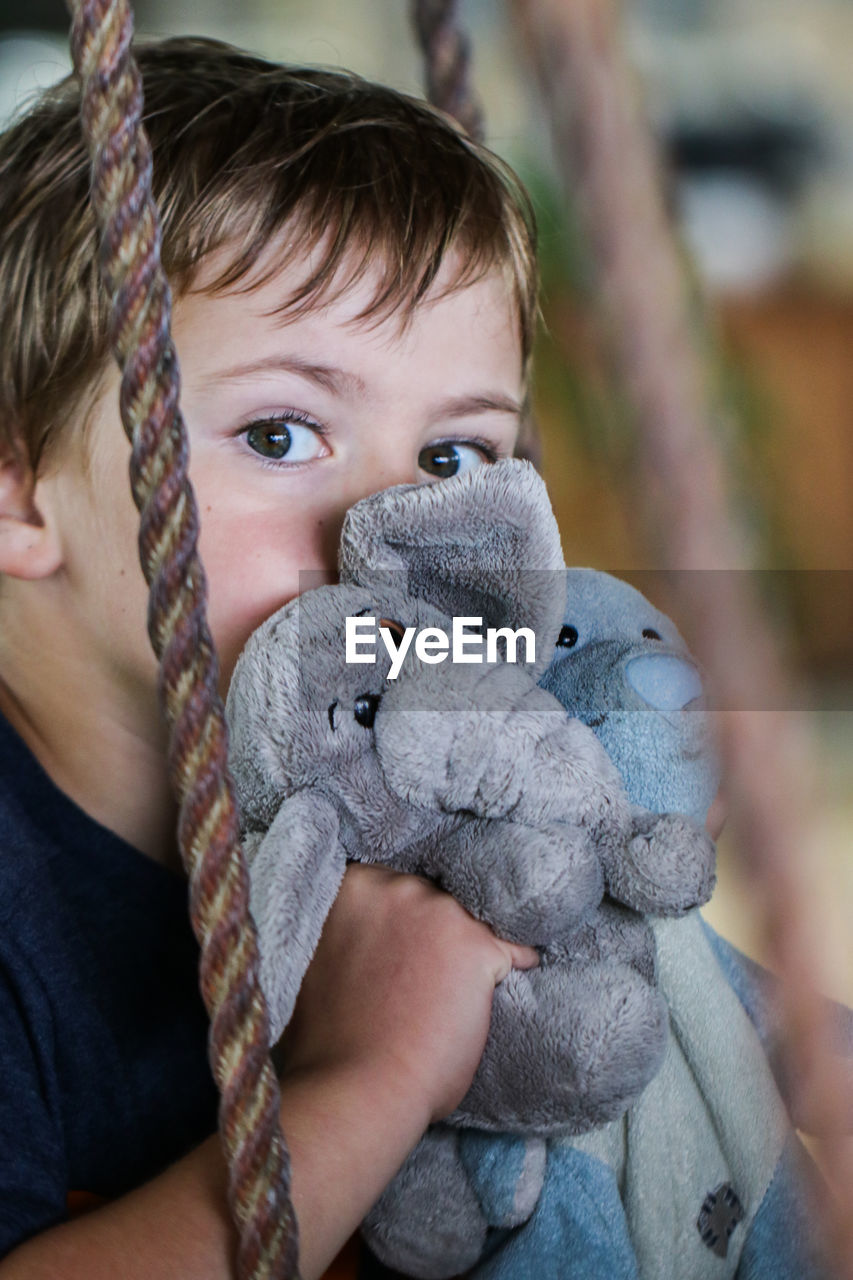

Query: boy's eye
left=418, top=441, right=492, bottom=480
left=243, top=416, right=326, bottom=464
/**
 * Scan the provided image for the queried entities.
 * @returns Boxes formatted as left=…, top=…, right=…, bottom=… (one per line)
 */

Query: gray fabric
left=339, top=463, right=567, bottom=680
left=242, top=793, right=343, bottom=1039
left=361, top=1129, right=488, bottom=1279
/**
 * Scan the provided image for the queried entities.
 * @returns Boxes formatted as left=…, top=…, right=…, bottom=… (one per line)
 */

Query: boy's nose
left=344, top=452, right=423, bottom=514
left=318, top=455, right=422, bottom=571
left=360, top=448, right=421, bottom=496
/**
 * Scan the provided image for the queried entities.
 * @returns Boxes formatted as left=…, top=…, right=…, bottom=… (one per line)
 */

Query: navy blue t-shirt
left=0, top=710, right=218, bottom=1256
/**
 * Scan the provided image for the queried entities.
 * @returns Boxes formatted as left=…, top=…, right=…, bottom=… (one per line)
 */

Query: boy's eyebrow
left=205, top=358, right=521, bottom=417
left=209, top=355, right=367, bottom=396
left=434, top=392, right=522, bottom=419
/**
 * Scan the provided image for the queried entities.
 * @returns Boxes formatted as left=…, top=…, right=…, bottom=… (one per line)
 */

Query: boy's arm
left=1, top=864, right=538, bottom=1280
left=0, top=1068, right=425, bottom=1280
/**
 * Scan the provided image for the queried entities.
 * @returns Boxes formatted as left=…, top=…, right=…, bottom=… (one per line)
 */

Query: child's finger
left=491, top=941, right=540, bottom=984
left=510, top=943, right=541, bottom=971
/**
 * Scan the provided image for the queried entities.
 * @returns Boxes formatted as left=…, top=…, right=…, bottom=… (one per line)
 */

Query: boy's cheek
left=209, top=593, right=294, bottom=694
left=205, top=565, right=333, bottom=692
left=196, top=494, right=343, bottom=679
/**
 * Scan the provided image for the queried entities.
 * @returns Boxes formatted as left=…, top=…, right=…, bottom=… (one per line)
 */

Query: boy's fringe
left=66, top=0, right=299, bottom=1275
left=513, top=1, right=853, bottom=1275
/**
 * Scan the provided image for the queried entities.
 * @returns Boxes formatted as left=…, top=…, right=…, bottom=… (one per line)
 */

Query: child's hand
left=278, top=862, right=540, bottom=1126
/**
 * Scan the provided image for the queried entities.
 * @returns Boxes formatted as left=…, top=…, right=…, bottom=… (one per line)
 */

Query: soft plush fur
left=225, top=461, right=715, bottom=1149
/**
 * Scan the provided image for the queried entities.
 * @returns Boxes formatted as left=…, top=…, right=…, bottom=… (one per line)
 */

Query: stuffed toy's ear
left=339, top=459, right=567, bottom=676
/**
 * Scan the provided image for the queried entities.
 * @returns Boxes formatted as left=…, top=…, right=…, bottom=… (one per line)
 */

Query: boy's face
left=40, top=245, right=524, bottom=715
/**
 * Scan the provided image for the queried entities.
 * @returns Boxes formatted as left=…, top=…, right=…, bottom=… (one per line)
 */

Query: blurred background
left=1, top=0, right=850, bottom=998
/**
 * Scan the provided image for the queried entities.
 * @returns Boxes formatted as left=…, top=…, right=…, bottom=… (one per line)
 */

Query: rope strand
left=512, top=2, right=853, bottom=1273
left=411, top=0, right=485, bottom=140
left=66, top=2, right=299, bottom=1273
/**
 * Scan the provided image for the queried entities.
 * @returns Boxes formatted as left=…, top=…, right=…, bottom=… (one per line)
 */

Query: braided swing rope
left=411, top=0, right=485, bottom=142
left=512, top=0, right=853, bottom=1273
left=410, top=0, right=546, bottom=471
left=66, top=2, right=300, bottom=1275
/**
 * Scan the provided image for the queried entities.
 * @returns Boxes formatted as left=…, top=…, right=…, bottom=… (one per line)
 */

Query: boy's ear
left=338, top=459, right=567, bottom=669
left=0, top=441, right=63, bottom=579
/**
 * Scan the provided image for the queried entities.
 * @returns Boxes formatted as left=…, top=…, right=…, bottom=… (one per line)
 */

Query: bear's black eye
left=642, top=628, right=662, bottom=641
left=557, top=625, right=578, bottom=649
left=354, top=694, right=381, bottom=728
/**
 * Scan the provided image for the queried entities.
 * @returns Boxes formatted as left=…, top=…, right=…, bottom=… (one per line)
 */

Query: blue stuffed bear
left=363, top=569, right=851, bottom=1280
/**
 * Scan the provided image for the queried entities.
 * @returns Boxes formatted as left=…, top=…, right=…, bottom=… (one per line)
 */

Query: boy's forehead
left=187, top=228, right=515, bottom=325
left=178, top=235, right=524, bottom=375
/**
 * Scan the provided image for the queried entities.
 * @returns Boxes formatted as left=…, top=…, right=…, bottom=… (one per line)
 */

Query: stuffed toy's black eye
left=642, top=628, right=662, bottom=641
left=354, top=694, right=381, bottom=728
left=557, top=625, right=578, bottom=649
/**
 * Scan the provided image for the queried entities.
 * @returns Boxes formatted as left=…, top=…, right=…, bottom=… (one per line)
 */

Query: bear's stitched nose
left=625, top=654, right=703, bottom=711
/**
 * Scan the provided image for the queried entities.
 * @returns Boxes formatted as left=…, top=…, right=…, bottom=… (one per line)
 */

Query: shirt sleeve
left=0, top=937, right=68, bottom=1258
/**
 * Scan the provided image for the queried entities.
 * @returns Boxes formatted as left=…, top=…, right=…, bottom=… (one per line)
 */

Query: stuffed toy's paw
left=362, top=1130, right=491, bottom=1279
left=452, top=959, right=667, bottom=1133
left=614, top=809, right=716, bottom=915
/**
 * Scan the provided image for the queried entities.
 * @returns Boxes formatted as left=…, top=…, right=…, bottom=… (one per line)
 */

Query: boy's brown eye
left=246, top=422, right=291, bottom=459
left=242, top=415, right=327, bottom=464
left=418, top=442, right=489, bottom=480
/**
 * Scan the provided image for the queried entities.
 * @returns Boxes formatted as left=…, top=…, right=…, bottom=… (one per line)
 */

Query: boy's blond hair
left=0, top=35, right=538, bottom=473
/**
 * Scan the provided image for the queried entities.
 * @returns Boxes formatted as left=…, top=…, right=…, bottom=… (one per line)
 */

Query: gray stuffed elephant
left=225, top=460, right=715, bottom=1148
